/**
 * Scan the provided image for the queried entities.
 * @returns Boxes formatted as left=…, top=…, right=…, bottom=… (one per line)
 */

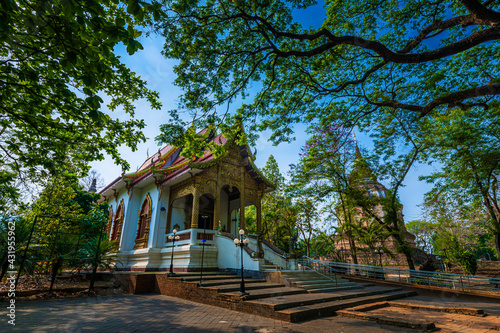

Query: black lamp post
left=234, top=229, right=250, bottom=295
left=168, top=229, right=180, bottom=276
left=200, top=215, right=209, bottom=286
left=340, top=246, right=344, bottom=262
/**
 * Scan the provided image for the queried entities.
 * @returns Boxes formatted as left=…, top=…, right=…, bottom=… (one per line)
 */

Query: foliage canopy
left=157, top=0, right=500, bottom=158
left=0, top=0, right=162, bottom=185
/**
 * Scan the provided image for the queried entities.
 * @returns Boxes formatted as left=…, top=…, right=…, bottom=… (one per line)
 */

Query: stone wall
left=450, top=261, right=500, bottom=278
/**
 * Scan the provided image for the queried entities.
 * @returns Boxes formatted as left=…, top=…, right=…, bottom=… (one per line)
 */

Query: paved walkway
left=400, top=295, right=500, bottom=333
left=5, top=294, right=413, bottom=332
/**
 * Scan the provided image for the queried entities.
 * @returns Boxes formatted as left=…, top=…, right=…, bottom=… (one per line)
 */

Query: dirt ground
left=0, top=273, right=124, bottom=301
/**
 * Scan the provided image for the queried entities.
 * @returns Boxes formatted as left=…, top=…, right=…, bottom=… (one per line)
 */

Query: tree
left=295, top=198, right=320, bottom=258
left=157, top=3, right=500, bottom=251
left=18, top=173, right=111, bottom=289
left=310, top=229, right=337, bottom=259
left=406, top=220, right=436, bottom=256
left=156, top=0, right=500, bottom=159
left=0, top=170, right=20, bottom=213
left=420, top=107, right=500, bottom=258
left=258, top=155, right=298, bottom=254
left=289, top=123, right=418, bottom=268
left=424, top=188, right=497, bottom=259
left=289, top=125, right=362, bottom=262
left=0, top=215, right=31, bottom=281
left=261, top=155, right=285, bottom=189
left=1, top=0, right=162, bottom=189
left=354, top=222, right=392, bottom=265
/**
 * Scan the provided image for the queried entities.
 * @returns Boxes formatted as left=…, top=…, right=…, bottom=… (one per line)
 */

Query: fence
left=299, top=257, right=500, bottom=294
left=15, top=214, right=106, bottom=294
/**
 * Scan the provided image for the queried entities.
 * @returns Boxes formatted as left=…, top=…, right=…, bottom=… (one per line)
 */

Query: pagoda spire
left=352, top=129, right=361, bottom=158
left=349, top=129, right=377, bottom=183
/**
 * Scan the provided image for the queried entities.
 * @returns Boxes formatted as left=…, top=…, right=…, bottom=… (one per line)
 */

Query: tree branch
left=460, top=0, right=500, bottom=24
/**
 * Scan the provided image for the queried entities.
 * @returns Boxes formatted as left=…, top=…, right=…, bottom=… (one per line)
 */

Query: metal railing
left=298, top=257, right=339, bottom=287
left=299, top=257, right=500, bottom=294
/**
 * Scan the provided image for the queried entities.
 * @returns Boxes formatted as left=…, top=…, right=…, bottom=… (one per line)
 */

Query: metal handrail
left=298, top=257, right=339, bottom=287
left=299, top=257, right=500, bottom=294
left=260, top=241, right=290, bottom=271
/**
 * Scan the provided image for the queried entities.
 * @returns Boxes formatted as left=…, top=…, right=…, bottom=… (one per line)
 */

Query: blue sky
left=91, top=4, right=440, bottom=223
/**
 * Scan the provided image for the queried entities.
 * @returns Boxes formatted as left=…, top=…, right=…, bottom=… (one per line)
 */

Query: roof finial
left=352, top=129, right=361, bottom=158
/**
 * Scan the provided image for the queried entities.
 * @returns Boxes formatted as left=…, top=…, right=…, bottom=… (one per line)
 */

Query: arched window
left=134, top=193, right=152, bottom=249
left=111, top=200, right=125, bottom=242
left=105, top=206, right=113, bottom=237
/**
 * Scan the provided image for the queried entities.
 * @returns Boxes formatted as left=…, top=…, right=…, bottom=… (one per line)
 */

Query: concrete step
left=263, top=260, right=285, bottom=270
left=284, top=273, right=341, bottom=280
left=289, top=279, right=348, bottom=283
left=294, top=279, right=351, bottom=286
left=182, top=275, right=245, bottom=282
left=196, top=278, right=267, bottom=287
left=213, top=283, right=285, bottom=293
left=286, top=274, right=342, bottom=280
left=289, top=279, right=349, bottom=285
left=307, top=283, right=374, bottom=293
left=275, top=290, right=417, bottom=322
left=222, top=286, right=308, bottom=300
left=173, top=272, right=235, bottom=277
left=289, top=277, right=348, bottom=283
left=299, top=283, right=359, bottom=291
left=246, top=286, right=405, bottom=312
left=290, top=279, right=349, bottom=285
left=283, top=271, right=324, bottom=275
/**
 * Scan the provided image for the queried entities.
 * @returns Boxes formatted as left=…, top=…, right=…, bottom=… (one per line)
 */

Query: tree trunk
left=495, top=232, right=500, bottom=259
left=289, top=238, right=296, bottom=257
left=348, top=235, right=358, bottom=264
left=0, top=254, right=8, bottom=281
left=392, top=232, right=415, bottom=270
left=385, top=206, right=416, bottom=270
left=404, top=248, right=416, bottom=270
left=49, top=258, right=63, bottom=292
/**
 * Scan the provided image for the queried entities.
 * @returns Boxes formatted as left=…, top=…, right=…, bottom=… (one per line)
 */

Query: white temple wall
left=121, top=189, right=142, bottom=251
left=151, top=185, right=169, bottom=248
left=215, top=235, right=260, bottom=271
left=171, top=207, right=186, bottom=231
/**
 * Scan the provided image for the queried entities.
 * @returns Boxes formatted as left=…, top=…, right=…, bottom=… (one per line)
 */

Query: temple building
left=98, top=128, right=295, bottom=272
left=335, top=142, right=417, bottom=266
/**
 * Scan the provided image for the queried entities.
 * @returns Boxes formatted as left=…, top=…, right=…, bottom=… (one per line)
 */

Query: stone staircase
left=168, top=271, right=416, bottom=323
left=261, top=259, right=281, bottom=271
left=283, top=270, right=373, bottom=293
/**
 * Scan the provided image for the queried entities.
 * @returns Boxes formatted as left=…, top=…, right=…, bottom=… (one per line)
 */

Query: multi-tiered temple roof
left=100, top=129, right=274, bottom=200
